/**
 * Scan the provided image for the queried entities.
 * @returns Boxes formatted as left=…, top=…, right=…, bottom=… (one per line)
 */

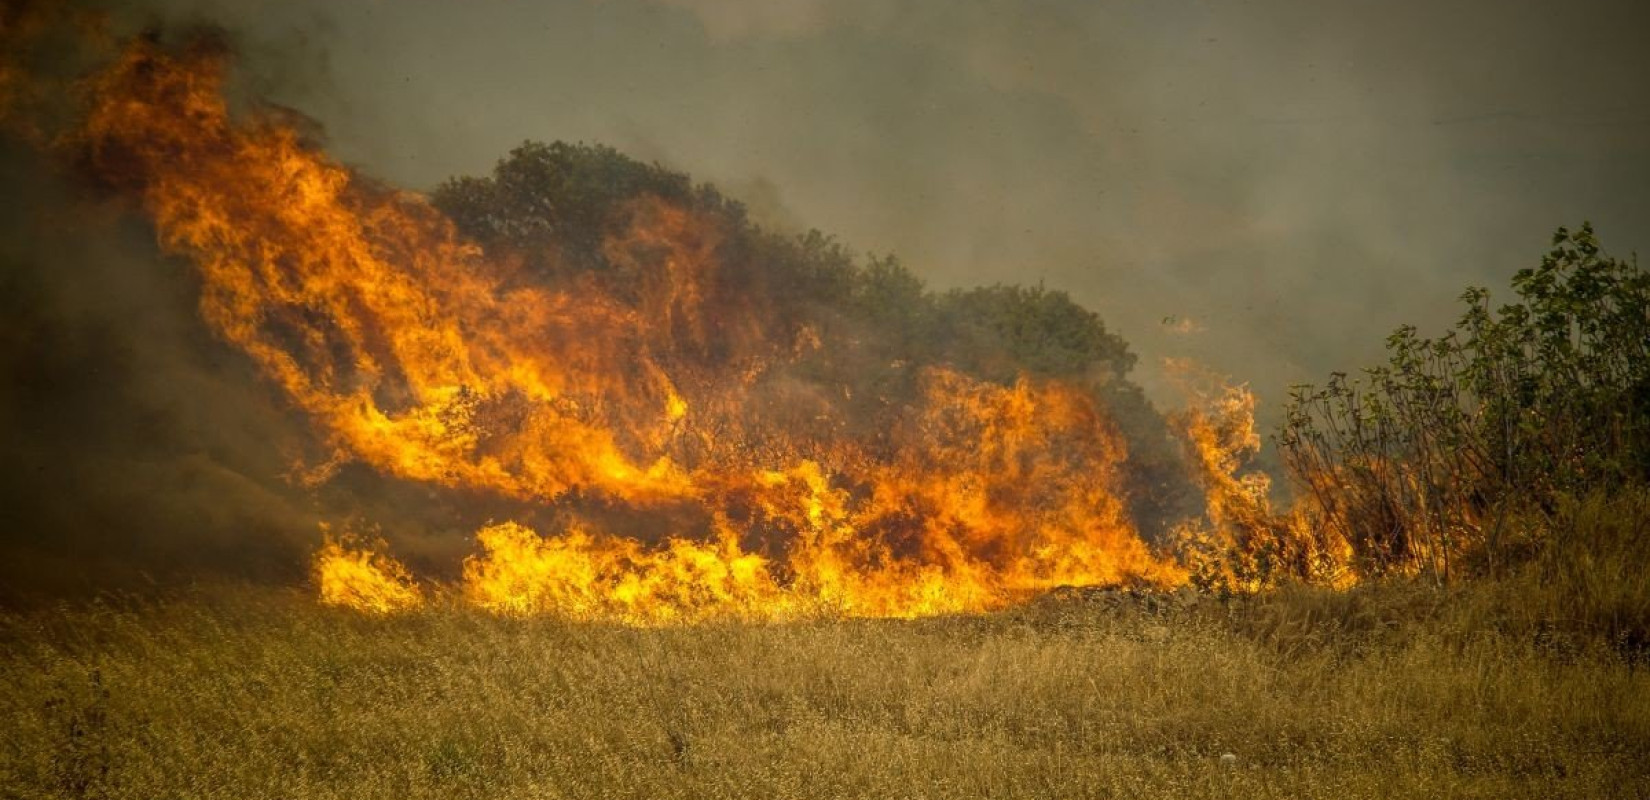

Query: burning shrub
left=1167, top=361, right=1354, bottom=592
left=1280, top=224, right=1649, bottom=579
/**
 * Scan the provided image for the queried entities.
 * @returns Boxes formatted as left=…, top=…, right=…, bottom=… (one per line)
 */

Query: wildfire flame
left=314, top=533, right=423, bottom=615
left=1166, top=359, right=1355, bottom=590
left=68, top=36, right=1207, bottom=621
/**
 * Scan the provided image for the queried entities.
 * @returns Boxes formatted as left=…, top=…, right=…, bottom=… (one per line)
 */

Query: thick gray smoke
left=108, top=0, right=1650, bottom=409
left=0, top=146, right=301, bottom=597
left=0, top=151, right=531, bottom=598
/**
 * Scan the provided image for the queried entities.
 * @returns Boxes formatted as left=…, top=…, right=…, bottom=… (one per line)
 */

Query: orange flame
left=66, top=37, right=1191, bottom=620
left=314, top=535, right=423, bottom=614
left=1166, top=359, right=1354, bottom=589
left=458, top=368, right=1187, bottom=623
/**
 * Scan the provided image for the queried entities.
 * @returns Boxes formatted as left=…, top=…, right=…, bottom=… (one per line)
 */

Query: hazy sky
left=118, top=0, right=1650, bottom=414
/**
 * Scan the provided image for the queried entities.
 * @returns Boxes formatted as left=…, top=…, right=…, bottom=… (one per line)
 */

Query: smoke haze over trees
left=79, top=0, right=1650, bottom=417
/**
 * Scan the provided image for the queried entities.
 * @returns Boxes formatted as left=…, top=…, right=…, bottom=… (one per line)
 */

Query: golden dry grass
left=3, top=580, right=1647, bottom=800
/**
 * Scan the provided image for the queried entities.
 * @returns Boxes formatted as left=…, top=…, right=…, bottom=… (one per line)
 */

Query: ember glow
left=65, top=37, right=1253, bottom=622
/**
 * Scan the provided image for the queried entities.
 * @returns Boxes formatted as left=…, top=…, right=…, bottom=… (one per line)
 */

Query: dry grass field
left=4, top=576, right=1647, bottom=800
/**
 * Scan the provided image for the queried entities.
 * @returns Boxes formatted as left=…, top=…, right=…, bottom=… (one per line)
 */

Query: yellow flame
left=314, top=536, right=423, bottom=614
left=462, top=521, right=789, bottom=625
